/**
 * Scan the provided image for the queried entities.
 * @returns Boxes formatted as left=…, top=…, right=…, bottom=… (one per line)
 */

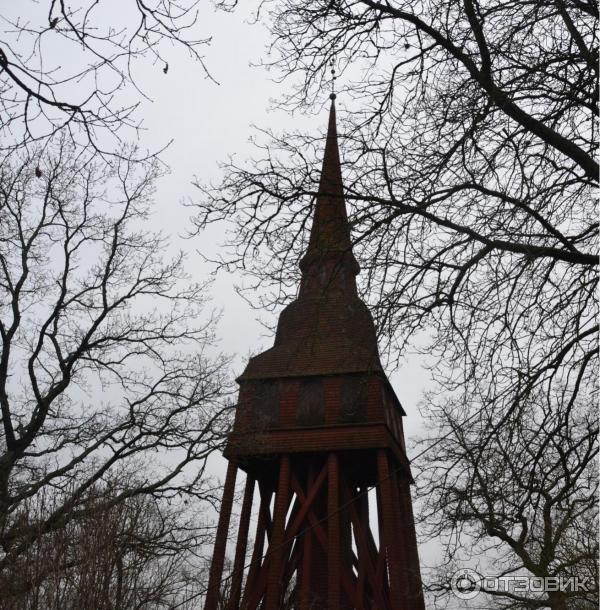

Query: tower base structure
left=204, top=446, right=425, bottom=610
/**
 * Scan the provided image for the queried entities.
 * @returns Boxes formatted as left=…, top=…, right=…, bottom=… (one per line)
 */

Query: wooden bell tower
left=204, top=96, right=426, bottom=610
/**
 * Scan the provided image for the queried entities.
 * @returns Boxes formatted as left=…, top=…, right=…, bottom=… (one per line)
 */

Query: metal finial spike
left=330, top=60, right=337, bottom=100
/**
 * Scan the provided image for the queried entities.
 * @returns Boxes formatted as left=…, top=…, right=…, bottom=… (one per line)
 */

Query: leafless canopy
left=0, top=140, right=231, bottom=601
left=0, top=1, right=214, bottom=154
left=194, top=0, right=598, bottom=607
left=1, top=481, right=207, bottom=610
left=0, top=2, right=236, bottom=605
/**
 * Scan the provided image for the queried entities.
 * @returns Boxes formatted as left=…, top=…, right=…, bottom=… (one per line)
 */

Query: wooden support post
left=375, top=484, right=388, bottom=595
left=377, top=450, right=403, bottom=610
left=299, top=521, right=313, bottom=609
left=204, top=461, right=237, bottom=610
left=359, top=485, right=370, bottom=522
left=343, top=482, right=367, bottom=610
left=390, top=468, right=411, bottom=609
left=240, top=483, right=271, bottom=609
left=299, top=464, right=315, bottom=610
left=264, top=454, right=291, bottom=610
left=328, top=453, right=341, bottom=610
left=228, top=474, right=255, bottom=610
left=340, top=479, right=353, bottom=608
left=346, top=483, right=390, bottom=610
left=398, top=474, right=426, bottom=610
left=356, top=486, right=370, bottom=609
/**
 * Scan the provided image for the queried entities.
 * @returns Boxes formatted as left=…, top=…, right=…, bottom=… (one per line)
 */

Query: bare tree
left=418, top=386, right=597, bottom=610
left=192, top=0, right=598, bottom=607
left=0, top=1, right=219, bottom=153
left=0, top=477, right=206, bottom=610
left=0, top=139, right=232, bottom=596
left=0, top=3, right=238, bottom=605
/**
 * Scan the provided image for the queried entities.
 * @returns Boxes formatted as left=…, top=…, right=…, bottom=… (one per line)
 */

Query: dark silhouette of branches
left=0, top=1, right=215, bottom=154
left=417, top=385, right=598, bottom=610
left=0, top=478, right=207, bottom=609
left=193, top=0, right=598, bottom=607
left=0, top=139, right=232, bottom=600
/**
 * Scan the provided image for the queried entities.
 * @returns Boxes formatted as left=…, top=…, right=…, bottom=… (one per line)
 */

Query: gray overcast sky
left=7, top=0, right=435, bottom=568
left=138, top=3, right=437, bottom=567
left=116, top=8, right=433, bottom=547
left=129, top=0, right=436, bottom=565
left=5, top=1, right=429, bottom=427
left=133, top=2, right=431, bottom=432
left=2, top=0, right=429, bottom=555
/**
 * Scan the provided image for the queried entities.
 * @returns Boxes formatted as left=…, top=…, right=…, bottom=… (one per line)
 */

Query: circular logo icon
left=450, top=568, right=482, bottom=600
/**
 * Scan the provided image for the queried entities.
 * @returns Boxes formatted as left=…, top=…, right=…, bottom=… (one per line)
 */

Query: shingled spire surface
left=239, top=98, right=382, bottom=379
left=301, top=98, right=353, bottom=267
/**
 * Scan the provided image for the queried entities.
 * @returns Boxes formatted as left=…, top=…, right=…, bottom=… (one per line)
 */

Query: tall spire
left=206, top=86, right=424, bottom=610
left=238, top=96, right=381, bottom=379
left=299, top=97, right=359, bottom=295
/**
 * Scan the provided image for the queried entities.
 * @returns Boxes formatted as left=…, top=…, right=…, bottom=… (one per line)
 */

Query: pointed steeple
left=299, top=96, right=360, bottom=297
left=238, top=98, right=382, bottom=380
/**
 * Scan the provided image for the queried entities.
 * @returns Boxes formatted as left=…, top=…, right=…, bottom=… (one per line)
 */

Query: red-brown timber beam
left=378, top=449, right=404, bottom=609
left=328, top=453, right=341, bottom=610
left=298, top=465, right=315, bottom=610
left=205, top=462, right=237, bottom=610
left=264, top=455, right=291, bottom=610
left=227, top=474, right=255, bottom=610
left=240, top=483, right=272, bottom=609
